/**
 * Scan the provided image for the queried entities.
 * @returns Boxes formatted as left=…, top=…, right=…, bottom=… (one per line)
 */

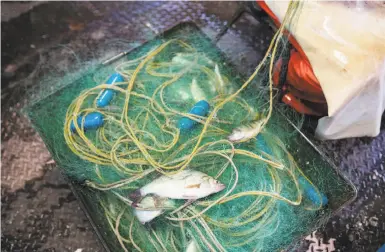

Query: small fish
left=130, top=170, right=225, bottom=201
left=214, top=64, right=225, bottom=95
left=133, top=196, right=174, bottom=224
left=228, top=119, right=266, bottom=143
left=190, top=78, right=207, bottom=102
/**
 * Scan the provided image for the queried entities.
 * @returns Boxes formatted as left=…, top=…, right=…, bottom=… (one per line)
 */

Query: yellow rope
left=65, top=1, right=325, bottom=251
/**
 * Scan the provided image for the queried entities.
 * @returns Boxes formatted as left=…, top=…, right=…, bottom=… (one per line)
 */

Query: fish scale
left=139, top=170, right=225, bottom=200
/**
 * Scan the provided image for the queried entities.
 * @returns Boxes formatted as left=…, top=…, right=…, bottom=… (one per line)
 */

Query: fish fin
left=185, top=183, right=201, bottom=189
left=167, top=170, right=191, bottom=180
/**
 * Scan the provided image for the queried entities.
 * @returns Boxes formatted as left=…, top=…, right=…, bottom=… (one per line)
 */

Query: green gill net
left=26, top=2, right=355, bottom=251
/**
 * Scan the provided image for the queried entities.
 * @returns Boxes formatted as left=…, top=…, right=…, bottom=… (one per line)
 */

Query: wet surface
left=1, top=1, right=384, bottom=251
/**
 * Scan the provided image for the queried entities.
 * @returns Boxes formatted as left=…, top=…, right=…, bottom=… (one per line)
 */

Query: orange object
left=273, top=51, right=325, bottom=103
left=257, top=1, right=327, bottom=116
left=286, top=85, right=325, bottom=104
left=282, top=93, right=323, bottom=116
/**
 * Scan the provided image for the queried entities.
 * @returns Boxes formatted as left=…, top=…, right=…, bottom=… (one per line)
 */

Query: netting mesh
left=26, top=2, right=355, bottom=251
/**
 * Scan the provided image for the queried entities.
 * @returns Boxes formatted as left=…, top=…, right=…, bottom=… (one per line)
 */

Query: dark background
left=2, top=2, right=384, bottom=251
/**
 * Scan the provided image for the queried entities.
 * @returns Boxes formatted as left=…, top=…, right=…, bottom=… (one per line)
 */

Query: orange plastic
left=257, top=1, right=327, bottom=115
left=273, top=51, right=325, bottom=102
left=282, top=93, right=323, bottom=116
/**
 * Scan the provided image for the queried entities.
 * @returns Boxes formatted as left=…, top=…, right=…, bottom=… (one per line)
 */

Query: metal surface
left=2, top=1, right=384, bottom=251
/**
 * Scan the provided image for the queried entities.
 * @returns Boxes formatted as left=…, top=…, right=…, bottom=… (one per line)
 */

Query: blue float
left=377, top=244, right=385, bottom=252
left=256, top=134, right=328, bottom=207
left=298, top=176, right=328, bottom=206
left=179, top=100, right=210, bottom=130
left=70, top=112, right=104, bottom=132
left=96, top=73, right=125, bottom=108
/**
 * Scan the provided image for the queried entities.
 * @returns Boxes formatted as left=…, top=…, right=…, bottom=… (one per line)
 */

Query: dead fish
left=214, top=64, right=226, bottom=95
left=228, top=117, right=266, bottom=143
left=133, top=196, right=174, bottom=224
left=130, top=170, right=225, bottom=201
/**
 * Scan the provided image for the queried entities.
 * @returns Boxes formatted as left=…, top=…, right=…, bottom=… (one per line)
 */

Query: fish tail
left=128, top=189, right=142, bottom=201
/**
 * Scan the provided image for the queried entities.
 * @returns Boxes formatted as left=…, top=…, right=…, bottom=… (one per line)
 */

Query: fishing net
left=26, top=2, right=355, bottom=251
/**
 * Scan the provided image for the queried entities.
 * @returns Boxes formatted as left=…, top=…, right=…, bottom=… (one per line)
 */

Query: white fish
left=134, top=170, right=225, bottom=200
left=186, top=240, right=199, bottom=252
left=228, top=119, right=265, bottom=143
left=133, top=196, right=174, bottom=224
left=190, top=78, right=207, bottom=102
left=214, top=64, right=226, bottom=94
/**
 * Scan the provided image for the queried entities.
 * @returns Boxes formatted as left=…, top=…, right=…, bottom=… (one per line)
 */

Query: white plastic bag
left=264, top=1, right=385, bottom=139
